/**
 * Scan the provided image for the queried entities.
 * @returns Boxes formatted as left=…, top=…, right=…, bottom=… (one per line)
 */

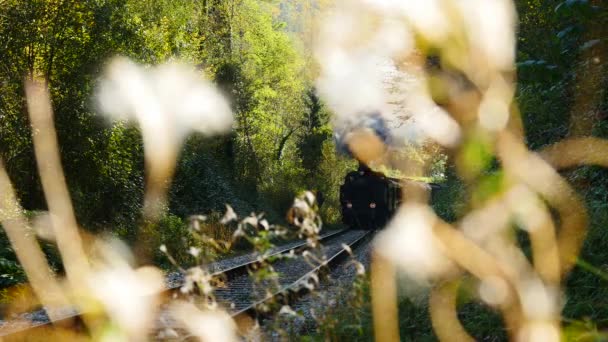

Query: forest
left=0, top=0, right=355, bottom=268
left=0, top=0, right=607, bottom=340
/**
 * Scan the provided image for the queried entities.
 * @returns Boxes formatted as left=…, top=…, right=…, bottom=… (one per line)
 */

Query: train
left=339, top=164, right=439, bottom=230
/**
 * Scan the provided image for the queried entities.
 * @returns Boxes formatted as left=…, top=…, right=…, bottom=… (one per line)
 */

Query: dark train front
left=339, top=164, right=439, bottom=230
left=339, top=164, right=402, bottom=230
left=335, top=112, right=440, bottom=230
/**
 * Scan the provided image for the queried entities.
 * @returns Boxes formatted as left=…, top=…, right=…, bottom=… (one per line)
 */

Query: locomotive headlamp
left=369, top=202, right=376, bottom=208
left=346, top=202, right=353, bottom=208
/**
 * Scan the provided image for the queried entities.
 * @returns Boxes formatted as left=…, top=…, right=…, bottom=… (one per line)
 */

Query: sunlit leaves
left=456, top=134, right=494, bottom=181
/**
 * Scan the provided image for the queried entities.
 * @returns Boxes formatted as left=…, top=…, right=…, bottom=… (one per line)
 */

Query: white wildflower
left=87, top=239, right=164, bottom=339
left=97, top=57, right=233, bottom=139
left=171, top=302, right=237, bottom=342
left=518, top=278, right=559, bottom=320
left=96, top=58, right=234, bottom=217
left=354, top=261, right=366, bottom=276
left=180, top=281, right=194, bottom=294
left=308, top=272, right=319, bottom=286
left=299, top=218, right=321, bottom=236
left=518, top=322, right=560, bottom=342
left=242, top=214, right=258, bottom=228
left=479, top=276, right=509, bottom=306
left=157, top=328, right=179, bottom=339
left=188, top=247, right=201, bottom=258
left=374, top=204, right=454, bottom=283
left=31, top=212, right=56, bottom=241
left=303, top=191, right=316, bottom=207
left=159, top=244, right=167, bottom=253
left=279, top=305, right=298, bottom=316
left=341, top=243, right=353, bottom=255
left=181, top=267, right=213, bottom=296
left=206, top=300, right=218, bottom=310
left=221, top=204, right=237, bottom=225
left=232, top=225, right=246, bottom=239
left=314, top=0, right=463, bottom=148
left=293, top=197, right=311, bottom=214
left=188, top=215, right=207, bottom=232
left=306, top=237, right=318, bottom=248
left=300, top=279, right=315, bottom=291
left=190, top=220, right=200, bottom=232
left=259, top=219, right=269, bottom=231
left=273, top=226, right=288, bottom=237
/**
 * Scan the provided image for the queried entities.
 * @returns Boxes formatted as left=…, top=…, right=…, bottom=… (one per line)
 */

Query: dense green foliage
left=0, top=0, right=351, bottom=286
left=424, top=1, right=608, bottom=340
left=1, top=0, right=607, bottom=339
left=516, top=0, right=608, bottom=331
left=311, top=1, right=608, bottom=340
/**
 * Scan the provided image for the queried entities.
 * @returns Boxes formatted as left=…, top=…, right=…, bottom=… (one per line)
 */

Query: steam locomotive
left=334, top=112, right=440, bottom=229
left=339, top=164, right=438, bottom=230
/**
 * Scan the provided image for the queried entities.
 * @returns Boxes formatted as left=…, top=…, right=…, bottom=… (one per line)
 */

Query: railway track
left=0, top=228, right=372, bottom=339
left=225, top=229, right=370, bottom=316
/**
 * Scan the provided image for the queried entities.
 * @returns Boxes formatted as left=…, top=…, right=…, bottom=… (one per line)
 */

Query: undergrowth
left=301, top=166, right=608, bottom=341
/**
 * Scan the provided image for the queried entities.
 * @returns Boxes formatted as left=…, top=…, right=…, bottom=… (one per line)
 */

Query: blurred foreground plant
left=315, top=0, right=608, bottom=341
left=156, top=190, right=342, bottom=340
left=0, top=58, right=238, bottom=340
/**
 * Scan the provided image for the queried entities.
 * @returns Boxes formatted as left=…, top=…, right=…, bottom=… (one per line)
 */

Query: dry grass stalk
left=25, top=81, right=90, bottom=286
left=0, top=162, right=69, bottom=320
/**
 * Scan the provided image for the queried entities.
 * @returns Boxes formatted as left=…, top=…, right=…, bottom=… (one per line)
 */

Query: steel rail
left=202, top=228, right=347, bottom=283
left=0, top=228, right=350, bottom=338
left=231, top=229, right=373, bottom=320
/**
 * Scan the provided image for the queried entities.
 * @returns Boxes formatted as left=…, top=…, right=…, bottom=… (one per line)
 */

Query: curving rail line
left=0, top=229, right=373, bottom=339
left=230, top=229, right=371, bottom=319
